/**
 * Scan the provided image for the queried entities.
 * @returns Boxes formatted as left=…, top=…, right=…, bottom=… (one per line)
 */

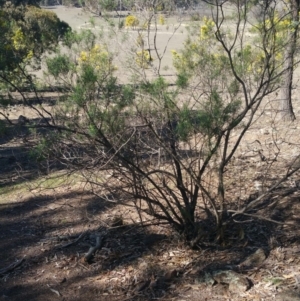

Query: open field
left=44, top=5, right=191, bottom=82
left=1, top=4, right=300, bottom=301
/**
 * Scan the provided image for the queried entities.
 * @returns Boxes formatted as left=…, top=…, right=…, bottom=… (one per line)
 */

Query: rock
left=239, top=248, right=266, bottom=269
left=195, top=272, right=215, bottom=286
left=277, top=289, right=300, bottom=301
left=196, top=269, right=250, bottom=293
left=18, top=115, right=29, bottom=125
left=110, top=215, right=123, bottom=227
left=212, top=270, right=250, bottom=293
left=260, top=128, right=270, bottom=135
left=213, top=283, right=229, bottom=297
left=228, top=275, right=250, bottom=293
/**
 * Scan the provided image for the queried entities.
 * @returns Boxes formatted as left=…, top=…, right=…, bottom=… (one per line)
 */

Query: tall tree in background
left=280, top=0, right=299, bottom=121
left=0, top=0, right=41, bottom=6
left=0, top=3, right=69, bottom=91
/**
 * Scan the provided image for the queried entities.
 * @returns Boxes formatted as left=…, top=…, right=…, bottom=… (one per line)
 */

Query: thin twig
left=84, top=233, right=104, bottom=262
left=229, top=211, right=294, bottom=225
left=60, top=231, right=86, bottom=248
left=0, top=258, right=25, bottom=276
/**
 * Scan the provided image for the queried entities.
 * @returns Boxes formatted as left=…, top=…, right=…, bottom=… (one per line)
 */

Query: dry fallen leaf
left=47, top=284, right=61, bottom=297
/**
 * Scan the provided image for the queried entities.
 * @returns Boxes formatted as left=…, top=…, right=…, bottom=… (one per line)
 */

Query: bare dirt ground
left=44, top=5, right=191, bottom=82
left=1, top=156, right=300, bottom=301
left=1, top=5, right=300, bottom=301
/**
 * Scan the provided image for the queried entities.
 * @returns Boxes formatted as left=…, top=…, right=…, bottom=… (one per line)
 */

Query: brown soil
left=1, top=171, right=300, bottom=301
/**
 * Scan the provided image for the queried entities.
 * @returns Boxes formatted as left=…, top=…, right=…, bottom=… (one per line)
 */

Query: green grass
left=0, top=171, right=80, bottom=204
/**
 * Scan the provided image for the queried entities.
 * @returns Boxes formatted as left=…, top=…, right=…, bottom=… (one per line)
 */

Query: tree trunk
left=280, top=0, right=299, bottom=122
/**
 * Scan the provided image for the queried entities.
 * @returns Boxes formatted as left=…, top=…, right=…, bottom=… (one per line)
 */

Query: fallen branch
left=60, top=231, right=86, bottom=248
left=84, top=233, right=104, bottom=262
left=229, top=211, right=294, bottom=225
left=231, top=164, right=300, bottom=218
left=41, top=234, right=80, bottom=243
left=0, top=258, right=25, bottom=276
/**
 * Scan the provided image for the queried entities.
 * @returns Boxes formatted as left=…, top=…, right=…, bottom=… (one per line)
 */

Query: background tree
left=246, top=0, right=300, bottom=121
left=279, top=0, right=300, bottom=121
left=0, top=0, right=41, bottom=6
left=0, top=3, right=69, bottom=92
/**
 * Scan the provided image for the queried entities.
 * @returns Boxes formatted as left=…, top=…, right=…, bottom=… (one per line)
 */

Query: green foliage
left=158, top=14, right=165, bottom=25
left=175, top=73, right=189, bottom=89
left=4, top=4, right=69, bottom=59
left=125, top=15, right=139, bottom=28
left=80, top=64, right=98, bottom=86
left=175, top=90, right=241, bottom=141
left=12, top=2, right=297, bottom=245
left=196, top=89, right=241, bottom=136
left=29, top=138, right=51, bottom=161
left=141, top=77, right=168, bottom=98
left=118, top=19, right=124, bottom=29
left=98, top=0, right=118, bottom=10
left=176, top=105, right=194, bottom=141
left=46, top=55, right=71, bottom=78
left=72, top=84, right=86, bottom=107
left=172, top=36, right=243, bottom=134
left=135, top=50, right=152, bottom=69
left=0, top=0, right=41, bottom=6
left=23, top=6, right=70, bottom=50
left=89, top=16, right=96, bottom=27
left=190, top=12, right=201, bottom=22
left=121, top=85, right=135, bottom=108
left=0, top=3, right=70, bottom=89
left=45, top=30, right=127, bottom=140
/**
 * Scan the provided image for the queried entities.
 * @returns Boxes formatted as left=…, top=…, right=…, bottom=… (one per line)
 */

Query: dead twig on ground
left=60, top=231, right=86, bottom=248
left=47, top=284, right=61, bottom=297
left=0, top=258, right=25, bottom=276
left=84, top=233, right=104, bottom=262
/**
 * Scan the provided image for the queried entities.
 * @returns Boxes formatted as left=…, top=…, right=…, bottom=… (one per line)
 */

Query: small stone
left=18, top=115, right=29, bottom=125
left=212, top=270, right=250, bottom=293
left=205, top=272, right=215, bottom=286
left=110, top=216, right=123, bottom=227
left=228, top=276, right=250, bottom=293
left=239, top=248, right=266, bottom=269
left=260, top=128, right=270, bottom=135
left=213, top=283, right=229, bottom=297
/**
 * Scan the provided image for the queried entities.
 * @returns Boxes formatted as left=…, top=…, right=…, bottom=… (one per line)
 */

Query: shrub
left=136, top=50, right=152, bottom=68
left=125, top=15, right=139, bottom=28
left=159, top=14, right=165, bottom=25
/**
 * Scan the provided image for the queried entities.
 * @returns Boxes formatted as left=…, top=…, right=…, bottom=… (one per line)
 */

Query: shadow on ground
left=0, top=190, right=174, bottom=300
left=0, top=174, right=300, bottom=300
